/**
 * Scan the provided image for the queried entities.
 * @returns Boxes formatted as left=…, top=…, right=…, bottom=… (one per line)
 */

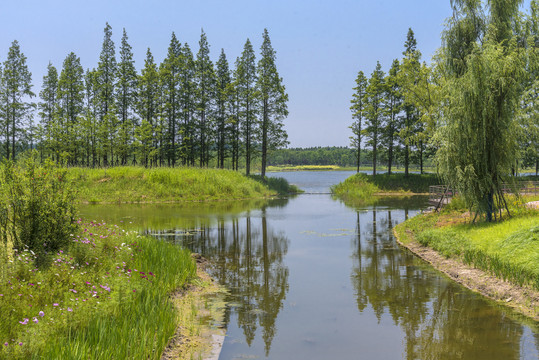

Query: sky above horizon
left=0, top=1, right=532, bottom=147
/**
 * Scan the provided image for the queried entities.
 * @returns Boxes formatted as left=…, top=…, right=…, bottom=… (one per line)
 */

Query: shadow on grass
left=249, top=175, right=303, bottom=196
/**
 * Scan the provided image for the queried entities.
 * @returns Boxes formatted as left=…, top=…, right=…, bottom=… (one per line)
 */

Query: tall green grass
left=331, top=173, right=439, bottom=201
left=331, top=173, right=439, bottom=205
left=0, top=221, right=196, bottom=359
left=330, top=173, right=379, bottom=205
left=68, top=166, right=273, bottom=203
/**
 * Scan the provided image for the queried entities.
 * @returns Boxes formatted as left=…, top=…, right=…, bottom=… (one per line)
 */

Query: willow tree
left=436, top=0, right=525, bottom=221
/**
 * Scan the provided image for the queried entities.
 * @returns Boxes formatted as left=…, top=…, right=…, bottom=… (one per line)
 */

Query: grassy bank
left=331, top=173, right=440, bottom=204
left=395, top=203, right=539, bottom=295
left=67, top=166, right=297, bottom=204
left=0, top=219, right=199, bottom=359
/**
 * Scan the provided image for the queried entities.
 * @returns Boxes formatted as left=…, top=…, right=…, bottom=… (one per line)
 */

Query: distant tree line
left=0, top=24, right=288, bottom=177
left=269, top=147, right=357, bottom=167
left=268, top=146, right=433, bottom=169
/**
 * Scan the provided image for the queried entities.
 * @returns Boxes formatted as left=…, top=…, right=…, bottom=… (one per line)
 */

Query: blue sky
left=0, top=1, right=532, bottom=147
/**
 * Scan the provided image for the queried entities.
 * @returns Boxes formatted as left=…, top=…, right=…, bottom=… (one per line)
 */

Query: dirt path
left=394, top=229, right=539, bottom=322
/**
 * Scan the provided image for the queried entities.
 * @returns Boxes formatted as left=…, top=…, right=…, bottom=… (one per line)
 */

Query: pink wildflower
left=39, top=311, right=44, bottom=317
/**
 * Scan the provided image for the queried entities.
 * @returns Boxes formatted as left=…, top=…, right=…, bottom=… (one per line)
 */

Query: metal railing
left=501, top=181, right=539, bottom=196
left=429, top=181, right=539, bottom=209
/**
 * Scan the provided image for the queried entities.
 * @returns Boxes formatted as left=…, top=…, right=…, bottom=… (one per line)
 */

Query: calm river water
left=80, top=171, right=539, bottom=360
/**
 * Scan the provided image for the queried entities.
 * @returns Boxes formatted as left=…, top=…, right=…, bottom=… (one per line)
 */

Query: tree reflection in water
left=350, top=205, right=531, bottom=360
left=149, top=201, right=289, bottom=356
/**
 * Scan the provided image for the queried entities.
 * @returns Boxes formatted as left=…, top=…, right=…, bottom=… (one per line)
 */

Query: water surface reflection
left=352, top=207, right=537, bottom=360
left=80, top=193, right=538, bottom=359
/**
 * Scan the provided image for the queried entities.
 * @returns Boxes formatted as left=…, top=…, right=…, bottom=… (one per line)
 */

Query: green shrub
left=0, top=153, right=77, bottom=266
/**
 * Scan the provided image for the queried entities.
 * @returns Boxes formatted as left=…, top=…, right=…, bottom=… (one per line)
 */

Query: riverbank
left=331, top=173, right=438, bottom=205
left=0, top=220, right=198, bottom=358
left=68, top=166, right=297, bottom=204
left=394, top=206, right=539, bottom=321
left=0, top=218, right=226, bottom=359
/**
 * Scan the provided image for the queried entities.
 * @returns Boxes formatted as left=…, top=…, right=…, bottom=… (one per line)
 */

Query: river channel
left=80, top=171, right=539, bottom=359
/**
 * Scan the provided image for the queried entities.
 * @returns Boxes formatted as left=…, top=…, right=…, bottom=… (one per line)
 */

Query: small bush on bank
left=368, top=173, right=440, bottom=193
left=0, top=153, right=77, bottom=266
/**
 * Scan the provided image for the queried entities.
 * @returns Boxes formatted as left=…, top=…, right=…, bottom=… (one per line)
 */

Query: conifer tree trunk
left=356, top=146, right=361, bottom=173
left=261, top=100, right=268, bottom=178
left=246, top=99, right=251, bottom=176
left=373, top=138, right=377, bottom=176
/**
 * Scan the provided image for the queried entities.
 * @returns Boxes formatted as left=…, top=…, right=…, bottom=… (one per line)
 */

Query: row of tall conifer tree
left=0, top=24, right=288, bottom=176
left=350, top=28, right=430, bottom=176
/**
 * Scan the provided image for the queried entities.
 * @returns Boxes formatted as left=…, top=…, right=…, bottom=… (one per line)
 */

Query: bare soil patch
left=526, top=201, right=539, bottom=210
